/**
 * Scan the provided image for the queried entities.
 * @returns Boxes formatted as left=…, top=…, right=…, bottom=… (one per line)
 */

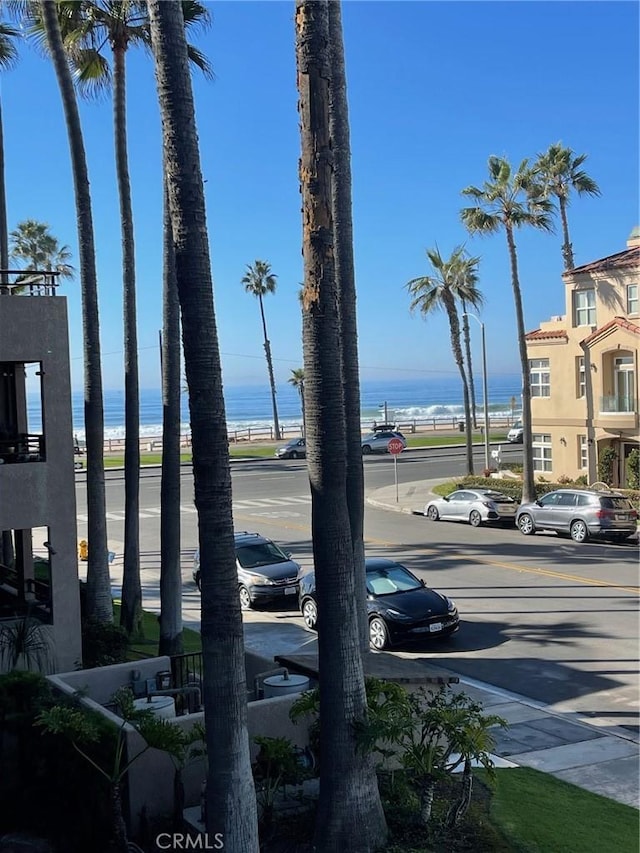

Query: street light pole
left=464, top=313, right=490, bottom=472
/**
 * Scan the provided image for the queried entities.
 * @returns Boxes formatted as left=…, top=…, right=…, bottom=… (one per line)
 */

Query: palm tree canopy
left=534, top=142, right=601, bottom=204
left=461, top=155, right=554, bottom=235
left=23, top=0, right=212, bottom=98
left=242, top=259, right=277, bottom=297
left=0, top=22, right=21, bottom=69
left=406, top=245, right=480, bottom=316
left=10, top=219, right=74, bottom=278
left=288, top=367, right=305, bottom=389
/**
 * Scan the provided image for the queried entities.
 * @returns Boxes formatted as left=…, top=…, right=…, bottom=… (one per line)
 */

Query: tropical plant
left=0, top=20, right=20, bottom=296
left=37, top=687, right=186, bottom=853
left=9, top=219, right=74, bottom=290
left=252, top=735, right=308, bottom=828
left=461, top=156, right=554, bottom=503
left=328, top=0, right=368, bottom=653
left=535, top=142, right=601, bottom=271
left=0, top=612, right=53, bottom=673
left=148, top=2, right=259, bottom=848
left=288, top=367, right=306, bottom=435
left=406, top=245, right=480, bottom=476
left=295, top=2, right=387, bottom=849
left=39, top=0, right=112, bottom=624
left=242, top=260, right=282, bottom=441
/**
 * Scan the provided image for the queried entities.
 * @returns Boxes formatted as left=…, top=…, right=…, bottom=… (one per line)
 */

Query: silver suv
left=192, top=532, right=301, bottom=608
left=516, top=489, right=638, bottom=543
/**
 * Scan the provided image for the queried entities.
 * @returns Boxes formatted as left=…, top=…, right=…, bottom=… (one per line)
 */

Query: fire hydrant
left=78, top=539, right=88, bottom=561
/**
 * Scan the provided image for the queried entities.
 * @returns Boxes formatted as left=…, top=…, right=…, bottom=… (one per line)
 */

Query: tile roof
left=525, top=328, right=568, bottom=341
left=582, top=316, right=640, bottom=344
left=564, top=245, right=640, bottom=276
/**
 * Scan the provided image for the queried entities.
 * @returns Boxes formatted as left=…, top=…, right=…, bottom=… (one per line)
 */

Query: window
left=576, top=356, right=585, bottom=398
left=574, top=289, right=595, bottom=326
left=578, top=435, right=587, bottom=470
left=532, top=433, right=552, bottom=472
left=529, top=359, right=550, bottom=397
left=628, top=284, right=638, bottom=315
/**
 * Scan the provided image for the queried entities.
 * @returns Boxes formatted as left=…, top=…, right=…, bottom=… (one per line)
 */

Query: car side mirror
left=286, top=552, right=292, bottom=558
left=535, top=500, right=542, bottom=507
left=443, top=495, right=449, bottom=502
left=420, top=579, right=426, bottom=587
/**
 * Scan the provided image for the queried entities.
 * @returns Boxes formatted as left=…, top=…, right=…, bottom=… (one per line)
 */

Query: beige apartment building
left=524, top=228, right=639, bottom=486
left=0, top=275, right=82, bottom=672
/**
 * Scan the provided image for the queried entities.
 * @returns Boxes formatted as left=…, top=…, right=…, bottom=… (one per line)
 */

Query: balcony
left=0, top=433, right=46, bottom=465
left=0, top=269, right=60, bottom=297
left=600, top=395, right=636, bottom=413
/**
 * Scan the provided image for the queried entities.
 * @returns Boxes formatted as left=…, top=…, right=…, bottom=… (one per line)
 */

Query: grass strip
left=113, top=603, right=202, bottom=659
left=486, top=767, right=639, bottom=853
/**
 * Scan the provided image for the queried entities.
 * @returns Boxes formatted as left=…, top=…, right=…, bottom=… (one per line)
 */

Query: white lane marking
left=78, top=495, right=312, bottom=523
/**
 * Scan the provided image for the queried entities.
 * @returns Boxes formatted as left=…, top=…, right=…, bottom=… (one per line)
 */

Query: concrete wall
left=0, top=295, right=81, bottom=671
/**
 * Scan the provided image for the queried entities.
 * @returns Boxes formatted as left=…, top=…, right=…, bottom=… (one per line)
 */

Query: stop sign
left=387, top=437, right=404, bottom=455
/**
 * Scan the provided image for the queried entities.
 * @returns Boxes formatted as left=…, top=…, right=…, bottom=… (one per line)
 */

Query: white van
left=507, top=420, right=523, bottom=443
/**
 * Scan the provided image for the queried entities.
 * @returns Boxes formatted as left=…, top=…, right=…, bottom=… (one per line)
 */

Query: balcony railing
left=0, top=269, right=60, bottom=297
left=0, top=433, right=46, bottom=464
left=600, top=395, right=636, bottom=414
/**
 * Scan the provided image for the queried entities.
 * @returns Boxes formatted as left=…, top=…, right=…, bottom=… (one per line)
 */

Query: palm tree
left=51, top=0, right=212, bottom=638
left=158, top=180, right=183, bottom=657
left=328, top=0, right=369, bottom=654
left=241, top=260, right=281, bottom=440
left=461, top=156, right=554, bottom=502
left=535, top=142, right=601, bottom=270
left=0, top=20, right=20, bottom=296
left=147, top=2, right=259, bottom=849
left=406, top=246, right=480, bottom=476
left=295, top=2, right=387, bottom=849
left=288, top=367, right=305, bottom=434
left=40, top=0, right=112, bottom=624
left=459, top=292, right=484, bottom=428
left=9, top=219, right=74, bottom=289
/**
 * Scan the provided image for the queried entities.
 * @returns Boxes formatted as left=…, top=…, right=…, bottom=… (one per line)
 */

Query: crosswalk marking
left=77, top=495, right=312, bottom=524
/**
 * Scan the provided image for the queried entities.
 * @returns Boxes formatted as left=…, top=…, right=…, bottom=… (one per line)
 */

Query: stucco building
left=525, top=228, right=639, bottom=485
left=0, top=274, right=82, bottom=672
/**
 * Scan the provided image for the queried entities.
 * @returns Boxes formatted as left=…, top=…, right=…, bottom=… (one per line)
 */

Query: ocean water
left=35, top=375, right=522, bottom=441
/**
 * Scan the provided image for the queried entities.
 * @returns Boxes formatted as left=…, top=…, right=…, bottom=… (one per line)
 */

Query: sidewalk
left=364, top=477, right=640, bottom=809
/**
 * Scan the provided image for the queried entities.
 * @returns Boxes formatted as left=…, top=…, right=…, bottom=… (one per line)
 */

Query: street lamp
left=463, top=313, right=490, bottom=472
left=379, top=401, right=388, bottom=424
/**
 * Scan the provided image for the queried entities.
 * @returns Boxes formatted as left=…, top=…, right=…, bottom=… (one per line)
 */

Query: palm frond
left=460, top=207, right=500, bottom=235
left=186, top=44, right=214, bottom=80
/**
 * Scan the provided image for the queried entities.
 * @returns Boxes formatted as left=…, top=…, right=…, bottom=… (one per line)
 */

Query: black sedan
left=298, top=557, right=459, bottom=650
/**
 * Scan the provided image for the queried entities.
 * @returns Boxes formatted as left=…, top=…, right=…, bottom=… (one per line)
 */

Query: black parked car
left=193, top=531, right=301, bottom=609
left=298, top=557, right=459, bottom=650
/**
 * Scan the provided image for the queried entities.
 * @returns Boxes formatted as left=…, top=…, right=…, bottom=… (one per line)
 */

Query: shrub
left=557, top=474, right=573, bottom=484
left=81, top=618, right=129, bottom=669
left=627, top=449, right=640, bottom=490
left=597, top=446, right=618, bottom=486
left=575, top=474, right=588, bottom=486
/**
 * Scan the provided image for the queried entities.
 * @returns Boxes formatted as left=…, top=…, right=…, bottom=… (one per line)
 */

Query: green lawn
left=487, top=767, right=639, bottom=853
left=99, top=433, right=510, bottom=468
left=112, top=603, right=202, bottom=659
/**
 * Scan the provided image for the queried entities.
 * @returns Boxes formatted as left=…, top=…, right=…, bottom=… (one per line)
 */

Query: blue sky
left=3, top=0, right=639, bottom=392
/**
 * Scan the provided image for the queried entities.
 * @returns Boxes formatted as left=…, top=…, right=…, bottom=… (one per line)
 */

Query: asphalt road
left=74, top=446, right=640, bottom=734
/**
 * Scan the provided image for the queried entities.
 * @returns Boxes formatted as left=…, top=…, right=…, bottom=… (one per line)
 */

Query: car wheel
left=570, top=520, right=589, bottom=543
left=291, top=451, right=300, bottom=459
left=301, top=597, right=318, bottom=630
left=195, top=571, right=201, bottom=591
left=238, top=585, right=252, bottom=610
left=469, top=510, right=482, bottom=528
left=362, top=445, right=372, bottom=455
left=426, top=505, right=439, bottom=521
left=518, top=513, right=535, bottom=536
left=369, top=616, right=389, bottom=651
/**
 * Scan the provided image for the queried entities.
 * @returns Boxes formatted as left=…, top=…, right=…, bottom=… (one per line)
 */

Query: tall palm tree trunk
left=461, top=300, right=478, bottom=428
left=1, top=93, right=12, bottom=558
left=148, top=3, right=258, bottom=850
left=113, top=45, right=141, bottom=638
left=328, top=0, right=368, bottom=654
left=296, top=2, right=386, bottom=849
left=558, top=195, right=574, bottom=271
left=257, top=294, right=281, bottom=440
left=41, top=0, right=112, bottom=623
left=444, top=296, right=473, bottom=475
left=506, top=225, right=535, bottom=503
left=159, top=181, right=183, bottom=656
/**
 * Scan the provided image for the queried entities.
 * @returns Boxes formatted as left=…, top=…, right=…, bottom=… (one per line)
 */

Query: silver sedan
left=424, top=488, right=518, bottom=528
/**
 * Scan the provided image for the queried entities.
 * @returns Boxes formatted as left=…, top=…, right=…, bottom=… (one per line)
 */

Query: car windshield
left=510, top=422, right=522, bottom=430
left=236, top=542, right=289, bottom=569
left=366, top=564, right=422, bottom=596
left=483, top=491, right=514, bottom=503
left=600, top=497, right=633, bottom=510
